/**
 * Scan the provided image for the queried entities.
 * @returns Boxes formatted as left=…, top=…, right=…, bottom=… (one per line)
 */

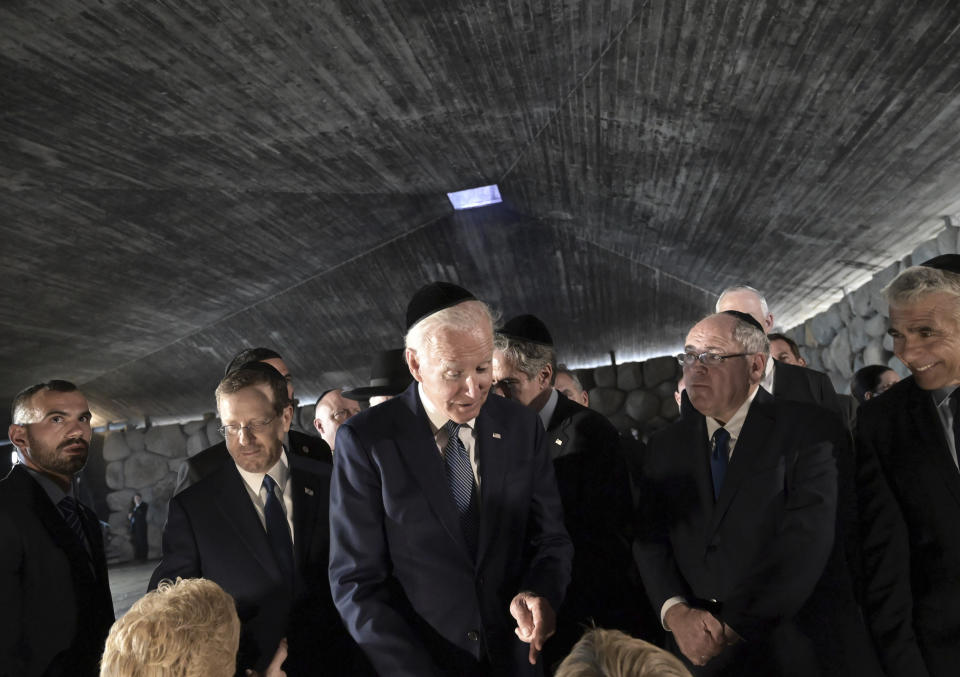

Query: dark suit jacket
left=329, top=383, right=574, bottom=677
left=150, top=454, right=357, bottom=675
left=856, top=376, right=960, bottom=677
left=772, top=360, right=843, bottom=415
left=0, top=465, right=114, bottom=677
left=174, top=428, right=330, bottom=495
left=636, top=388, right=875, bottom=676
left=542, top=393, right=657, bottom=669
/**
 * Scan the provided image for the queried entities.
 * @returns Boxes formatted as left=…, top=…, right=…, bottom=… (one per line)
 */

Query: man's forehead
left=686, top=317, right=736, bottom=346
left=318, top=390, right=344, bottom=410
left=890, top=293, right=960, bottom=324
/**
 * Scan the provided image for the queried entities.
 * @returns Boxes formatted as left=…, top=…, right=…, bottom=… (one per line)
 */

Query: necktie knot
left=262, top=473, right=279, bottom=494
left=712, top=428, right=731, bottom=458
left=710, top=428, right=731, bottom=500
left=443, top=419, right=461, bottom=438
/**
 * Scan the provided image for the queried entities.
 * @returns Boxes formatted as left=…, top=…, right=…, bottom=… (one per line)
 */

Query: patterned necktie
left=710, top=427, right=731, bottom=500
left=57, top=495, right=88, bottom=547
left=443, top=420, right=479, bottom=557
left=262, top=474, right=295, bottom=581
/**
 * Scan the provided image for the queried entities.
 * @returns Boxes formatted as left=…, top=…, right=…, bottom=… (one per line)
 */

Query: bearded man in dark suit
left=329, top=283, right=573, bottom=677
left=1, top=380, right=114, bottom=677
left=492, top=314, right=655, bottom=672
left=635, top=311, right=877, bottom=676
left=856, top=255, right=960, bottom=677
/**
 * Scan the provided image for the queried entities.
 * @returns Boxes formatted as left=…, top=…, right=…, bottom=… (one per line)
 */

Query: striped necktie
left=443, top=420, right=479, bottom=557
left=57, top=495, right=88, bottom=547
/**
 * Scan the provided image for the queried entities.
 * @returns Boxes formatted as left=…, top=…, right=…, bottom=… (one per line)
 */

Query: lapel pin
left=555, top=438, right=563, bottom=446
left=304, top=487, right=314, bottom=496
left=492, top=432, right=501, bottom=439
left=301, top=445, right=310, bottom=454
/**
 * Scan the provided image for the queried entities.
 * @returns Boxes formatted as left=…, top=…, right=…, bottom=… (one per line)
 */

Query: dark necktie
left=710, top=427, right=731, bottom=500
left=950, top=390, right=960, bottom=466
left=262, top=474, right=295, bottom=581
left=443, top=420, right=479, bottom=557
left=57, top=495, right=88, bottom=548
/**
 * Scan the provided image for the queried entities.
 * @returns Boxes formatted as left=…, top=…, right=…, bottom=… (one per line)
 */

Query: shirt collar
left=418, top=382, right=477, bottom=433
left=932, top=385, right=958, bottom=408
left=236, top=447, right=290, bottom=496
left=538, top=388, right=560, bottom=429
left=705, top=386, right=760, bottom=441
left=21, top=464, right=73, bottom=505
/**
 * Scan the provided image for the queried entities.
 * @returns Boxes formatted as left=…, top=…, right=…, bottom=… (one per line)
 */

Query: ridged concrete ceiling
left=3, top=0, right=960, bottom=425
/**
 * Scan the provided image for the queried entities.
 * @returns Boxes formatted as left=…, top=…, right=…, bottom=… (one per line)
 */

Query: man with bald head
left=855, top=255, right=960, bottom=677
left=1, top=380, right=114, bottom=677
left=329, top=282, right=573, bottom=677
left=635, top=311, right=876, bottom=675
left=313, top=388, right=361, bottom=452
left=716, top=286, right=840, bottom=412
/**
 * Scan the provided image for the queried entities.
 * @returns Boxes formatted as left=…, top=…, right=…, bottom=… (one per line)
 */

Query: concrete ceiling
left=3, top=0, right=960, bottom=426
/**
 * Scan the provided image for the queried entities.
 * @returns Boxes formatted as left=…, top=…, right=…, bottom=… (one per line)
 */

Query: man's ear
left=8, top=424, right=28, bottom=450
left=749, top=353, right=767, bottom=384
left=280, top=404, right=293, bottom=433
left=313, top=417, right=325, bottom=435
left=406, top=348, right=424, bottom=383
left=539, top=363, right=554, bottom=388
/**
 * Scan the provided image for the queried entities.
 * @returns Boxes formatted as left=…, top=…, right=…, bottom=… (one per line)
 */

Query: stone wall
left=98, top=405, right=318, bottom=563
left=570, top=355, right=682, bottom=440
left=778, top=226, right=958, bottom=393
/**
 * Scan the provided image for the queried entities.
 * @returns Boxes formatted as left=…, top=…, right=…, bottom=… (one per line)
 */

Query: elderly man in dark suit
left=151, top=362, right=361, bottom=675
left=492, top=313, right=655, bottom=672
left=856, top=255, right=960, bottom=677
left=329, top=282, right=573, bottom=677
left=175, top=346, right=330, bottom=494
left=1, top=380, right=114, bottom=677
left=635, top=311, right=877, bottom=676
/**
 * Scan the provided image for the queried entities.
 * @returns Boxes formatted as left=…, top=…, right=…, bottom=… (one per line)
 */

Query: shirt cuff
left=661, top=596, right=687, bottom=630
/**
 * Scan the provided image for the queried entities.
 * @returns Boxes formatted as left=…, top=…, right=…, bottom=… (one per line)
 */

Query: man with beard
left=0, top=380, right=115, bottom=677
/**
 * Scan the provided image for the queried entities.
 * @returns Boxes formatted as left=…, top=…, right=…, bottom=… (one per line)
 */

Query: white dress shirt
left=760, top=355, right=776, bottom=396
left=538, top=388, right=560, bottom=430
left=235, top=449, right=295, bottom=545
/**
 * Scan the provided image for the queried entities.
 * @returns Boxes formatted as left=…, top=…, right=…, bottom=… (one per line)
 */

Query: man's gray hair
left=722, top=313, right=770, bottom=356
left=556, top=365, right=585, bottom=394
left=405, top=300, right=497, bottom=358
left=493, top=334, right=557, bottom=385
left=716, top=285, right=769, bottom=318
left=884, top=266, right=960, bottom=316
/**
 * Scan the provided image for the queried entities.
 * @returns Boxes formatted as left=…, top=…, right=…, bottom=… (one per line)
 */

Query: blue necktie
left=262, top=474, right=295, bottom=582
left=443, top=420, right=479, bottom=557
left=57, top=495, right=88, bottom=547
left=711, top=428, right=731, bottom=500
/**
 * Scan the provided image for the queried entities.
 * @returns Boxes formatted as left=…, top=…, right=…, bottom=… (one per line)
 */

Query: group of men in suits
left=7, top=258, right=960, bottom=677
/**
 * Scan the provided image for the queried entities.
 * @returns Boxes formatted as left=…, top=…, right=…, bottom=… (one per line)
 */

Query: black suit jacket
left=542, top=393, right=657, bottom=668
left=174, top=428, right=331, bottom=495
left=329, top=383, right=573, bottom=677
left=636, top=388, right=875, bottom=676
left=856, top=377, right=960, bottom=677
left=151, top=454, right=358, bottom=675
left=0, top=465, right=114, bottom=677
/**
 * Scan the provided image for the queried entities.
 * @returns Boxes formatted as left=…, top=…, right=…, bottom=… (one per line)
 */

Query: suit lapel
left=708, top=391, right=776, bottom=536
left=396, top=385, right=472, bottom=558
left=546, top=394, right=576, bottom=460
left=906, top=383, right=960, bottom=509
left=290, top=466, right=318, bottom=572
left=213, top=463, right=279, bottom=576
left=475, top=401, right=508, bottom=566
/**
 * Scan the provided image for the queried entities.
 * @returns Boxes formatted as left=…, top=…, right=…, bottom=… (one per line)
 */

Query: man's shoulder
left=174, top=460, right=237, bottom=507
left=856, top=376, right=921, bottom=427
left=288, top=428, right=332, bottom=462
left=0, top=464, right=37, bottom=509
left=548, top=393, right=618, bottom=440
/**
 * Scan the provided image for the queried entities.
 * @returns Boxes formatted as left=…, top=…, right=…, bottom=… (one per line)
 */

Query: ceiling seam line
left=496, top=0, right=652, bottom=182
left=81, top=211, right=451, bottom=382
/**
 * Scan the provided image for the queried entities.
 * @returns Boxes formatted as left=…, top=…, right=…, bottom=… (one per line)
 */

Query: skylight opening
left=447, top=184, right=502, bottom=210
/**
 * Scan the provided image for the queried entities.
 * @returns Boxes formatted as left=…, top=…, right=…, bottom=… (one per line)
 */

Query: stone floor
left=108, top=559, right=158, bottom=617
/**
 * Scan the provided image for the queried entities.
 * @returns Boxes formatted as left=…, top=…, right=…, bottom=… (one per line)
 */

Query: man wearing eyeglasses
left=175, top=347, right=332, bottom=495
left=635, top=311, right=878, bottom=676
left=313, top=388, right=361, bottom=452
left=150, top=362, right=368, bottom=676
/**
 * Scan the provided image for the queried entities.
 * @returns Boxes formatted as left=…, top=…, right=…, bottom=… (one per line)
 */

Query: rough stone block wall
left=571, top=354, right=682, bottom=440
left=779, top=227, right=958, bottom=393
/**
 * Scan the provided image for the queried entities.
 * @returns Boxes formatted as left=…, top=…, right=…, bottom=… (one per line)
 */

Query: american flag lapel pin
left=492, top=432, right=501, bottom=439
left=304, top=487, right=314, bottom=496
left=555, top=438, right=563, bottom=446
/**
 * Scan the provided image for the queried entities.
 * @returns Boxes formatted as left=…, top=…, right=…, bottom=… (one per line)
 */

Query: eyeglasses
left=675, top=352, right=751, bottom=367
left=330, top=408, right=359, bottom=423
left=218, top=417, right=276, bottom=437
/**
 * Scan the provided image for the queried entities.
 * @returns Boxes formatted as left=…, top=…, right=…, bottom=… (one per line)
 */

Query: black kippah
left=721, top=310, right=766, bottom=333
left=405, top=281, right=476, bottom=331
left=498, top=314, right=554, bottom=346
left=921, top=254, right=960, bottom=275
